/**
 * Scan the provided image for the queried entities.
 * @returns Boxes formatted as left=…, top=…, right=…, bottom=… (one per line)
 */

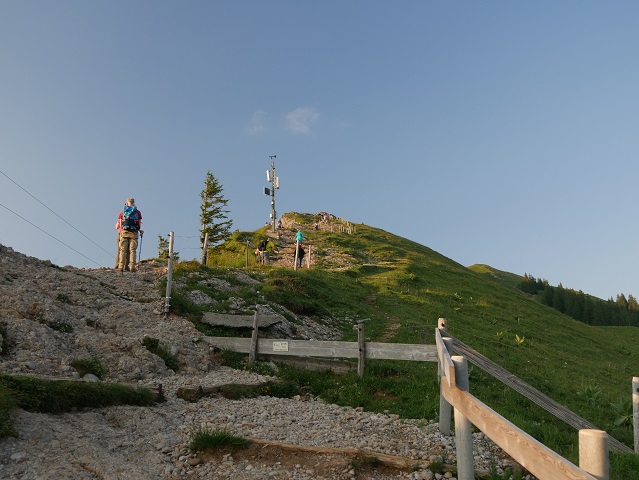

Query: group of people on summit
left=256, top=228, right=306, bottom=267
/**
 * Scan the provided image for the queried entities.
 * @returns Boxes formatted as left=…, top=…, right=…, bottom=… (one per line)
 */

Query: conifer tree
left=200, top=171, right=233, bottom=248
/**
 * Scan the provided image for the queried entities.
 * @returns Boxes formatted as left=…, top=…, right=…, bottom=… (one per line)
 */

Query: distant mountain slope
left=468, top=263, right=525, bottom=290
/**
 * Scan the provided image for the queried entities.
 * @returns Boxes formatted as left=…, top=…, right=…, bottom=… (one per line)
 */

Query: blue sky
left=1, top=1, right=638, bottom=301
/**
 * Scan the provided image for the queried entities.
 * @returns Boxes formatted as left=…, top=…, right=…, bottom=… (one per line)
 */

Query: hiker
left=295, top=243, right=305, bottom=268
left=295, top=230, right=305, bottom=244
left=116, top=198, right=143, bottom=272
left=257, top=238, right=267, bottom=264
left=277, top=219, right=282, bottom=230
left=265, top=238, right=275, bottom=264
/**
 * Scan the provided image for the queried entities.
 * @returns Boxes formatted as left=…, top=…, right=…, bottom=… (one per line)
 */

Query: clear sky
left=1, top=1, right=638, bottom=301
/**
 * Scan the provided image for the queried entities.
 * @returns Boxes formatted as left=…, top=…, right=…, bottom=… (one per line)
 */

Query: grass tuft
left=189, top=427, right=250, bottom=451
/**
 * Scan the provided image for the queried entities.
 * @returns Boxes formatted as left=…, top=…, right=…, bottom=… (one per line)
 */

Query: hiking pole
left=137, top=232, right=143, bottom=271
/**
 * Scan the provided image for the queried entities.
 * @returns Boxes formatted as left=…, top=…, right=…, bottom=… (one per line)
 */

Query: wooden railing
left=437, top=318, right=609, bottom=480
left=204, top=312, right=620, bottom=479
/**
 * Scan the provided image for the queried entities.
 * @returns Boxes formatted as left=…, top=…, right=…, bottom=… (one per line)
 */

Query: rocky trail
left=0, top=243, right=525, bottom=479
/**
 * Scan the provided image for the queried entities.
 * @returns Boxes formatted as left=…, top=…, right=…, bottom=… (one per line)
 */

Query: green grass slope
left=201, top=214, right=639, bottom=476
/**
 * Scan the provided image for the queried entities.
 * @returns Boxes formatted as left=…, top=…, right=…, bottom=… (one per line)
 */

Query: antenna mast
left=264, top=155, right=279, bottom=234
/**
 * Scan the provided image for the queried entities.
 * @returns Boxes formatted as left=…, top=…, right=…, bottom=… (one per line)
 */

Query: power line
left=0, top=202, right=104, bottom=268
left=0, top=169, right=112, bottom=258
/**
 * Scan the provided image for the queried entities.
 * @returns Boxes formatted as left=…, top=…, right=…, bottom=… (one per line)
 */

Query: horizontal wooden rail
left=203, top=336, right=438, bottom=362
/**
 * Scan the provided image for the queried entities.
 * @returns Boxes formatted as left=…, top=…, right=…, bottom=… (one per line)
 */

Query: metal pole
left=164, top=231, right=174, bottom=315
left=269, top=155, right=277, bottom=234
left=200, top=232, right=209, bottom=265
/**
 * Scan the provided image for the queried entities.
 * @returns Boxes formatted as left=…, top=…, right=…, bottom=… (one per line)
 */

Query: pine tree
left=157, top=234, right=179, bottom=261
left=200, top=171, right=233, bottom=248
left=157, top=235, right=169, bottom=259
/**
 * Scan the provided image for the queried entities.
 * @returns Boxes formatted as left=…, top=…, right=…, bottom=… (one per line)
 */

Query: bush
left=70, top=358, right=106, bottom=379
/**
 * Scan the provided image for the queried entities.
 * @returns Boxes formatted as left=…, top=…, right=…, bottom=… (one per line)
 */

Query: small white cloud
left=286, top=107, right=320, bottom=134
left=247, top=110, right=267, bottom=135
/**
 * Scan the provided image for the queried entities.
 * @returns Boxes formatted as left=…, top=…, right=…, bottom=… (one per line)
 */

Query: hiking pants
left=119, top=231, right=139, bottom=271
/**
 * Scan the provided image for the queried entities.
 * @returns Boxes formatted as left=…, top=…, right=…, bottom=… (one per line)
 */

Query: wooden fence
left=203, top=317, right=437, bottom=378
left=204, top=314, right=633, bottom=479
left=437, top=318, right=608, bottom=480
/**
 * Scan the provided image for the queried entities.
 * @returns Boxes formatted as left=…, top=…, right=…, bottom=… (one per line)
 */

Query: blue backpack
left=122, top=205, right=140, bottom=231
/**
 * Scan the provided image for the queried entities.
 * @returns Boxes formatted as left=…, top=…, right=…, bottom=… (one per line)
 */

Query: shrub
left=70, top=358, right=106, bottom=379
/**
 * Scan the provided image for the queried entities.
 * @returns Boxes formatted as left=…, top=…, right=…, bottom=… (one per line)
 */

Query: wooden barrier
left=203, top=313, right=619, bottom=479
left=437, top=320, right=608, bottom=480
left=203, top=336, right=438, bottom=364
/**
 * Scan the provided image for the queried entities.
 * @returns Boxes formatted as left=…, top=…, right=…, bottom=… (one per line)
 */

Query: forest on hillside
left=518, top=274, right=639, bottom=327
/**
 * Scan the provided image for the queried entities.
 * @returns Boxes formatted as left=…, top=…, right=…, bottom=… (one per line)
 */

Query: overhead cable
left=0, top=169, right=112, bottom=258
left=0, top=202, right=103, bottom=268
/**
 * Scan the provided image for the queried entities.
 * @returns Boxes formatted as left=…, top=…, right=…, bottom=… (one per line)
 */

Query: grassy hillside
left=201, top=213, right=639, bottom=477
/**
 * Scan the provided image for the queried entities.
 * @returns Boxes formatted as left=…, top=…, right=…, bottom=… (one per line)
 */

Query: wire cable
left=0, top=169, right=113, bottom=258
left=0, top=202, right=104, bottom=268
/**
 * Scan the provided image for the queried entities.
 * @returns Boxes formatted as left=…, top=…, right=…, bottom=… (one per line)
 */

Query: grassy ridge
left=205, top=216, right=638, bottom=477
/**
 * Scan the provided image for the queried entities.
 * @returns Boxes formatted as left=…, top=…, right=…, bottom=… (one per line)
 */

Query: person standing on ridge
left=116, top=198, right=143, bottom=272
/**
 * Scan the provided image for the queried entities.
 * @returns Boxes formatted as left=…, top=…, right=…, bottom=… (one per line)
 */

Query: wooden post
left=294, top=239, right=299, bottom=271
left=633, top=377, right=639, bottom=454
left=200, top=232, right=209, bottom=265
left=307, top=244, right=312, bottom=268
left=248, top=310, right=259, bottom=366
left=439, top=336, right=454, bottom=435
left=438, top=317, right=447, bottom=330
left=357, top=322, right=366, bottom=379
left=163, top=231, right=174, bottom=315
left=579, top=429, right=609, bottom=480
left=452, top=355, right=474, bottom=480
left=245, top=240, right=249, bottom=268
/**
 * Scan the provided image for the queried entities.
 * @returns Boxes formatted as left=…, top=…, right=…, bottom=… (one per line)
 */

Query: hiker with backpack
left=256, top=238, right=267, bottom=264
left=115, top=198, right=143, bottom=272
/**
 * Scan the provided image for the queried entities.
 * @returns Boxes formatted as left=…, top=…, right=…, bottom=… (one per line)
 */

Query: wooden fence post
left=633, top=377, right=639, bottom=454
left=163, top=231, right=174, bottom=314
left=357, top=322, right=366, bottom=379
left=438, top=317, right=447, bottom=330
left=294, top=239, right=299, bottom=271
left=248, top=310, right=259, bottom=366
left=438, top=318, right=452, bottom=436
left=579, top=429, right=609, bottom=480
left=439, top=336, right=454, bottom=436
left=452, top=355, right=474, bottom=480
